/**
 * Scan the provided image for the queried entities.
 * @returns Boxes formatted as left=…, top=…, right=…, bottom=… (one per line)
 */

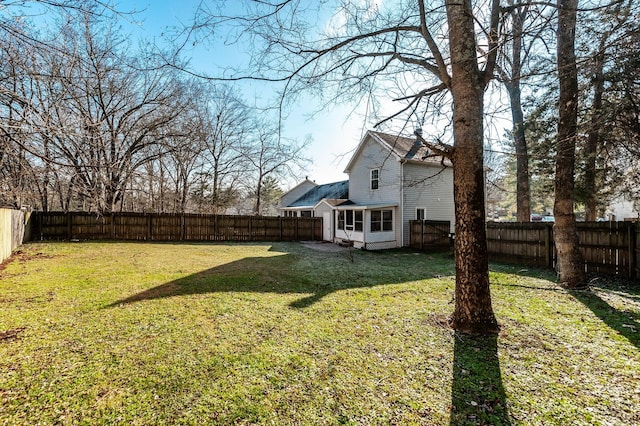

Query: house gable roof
left=344, top=130, right=448, bottom=173
left=286, top=180, right=349, bottom=208
left=280, top=178, right=317, bottom=199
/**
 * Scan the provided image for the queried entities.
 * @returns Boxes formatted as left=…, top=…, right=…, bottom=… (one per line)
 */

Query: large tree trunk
left=447, top=0, right=499, bottom=335
left=554, top=0, right=586, bottom=288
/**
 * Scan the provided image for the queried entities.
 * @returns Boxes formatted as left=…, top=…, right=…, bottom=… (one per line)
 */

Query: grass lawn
left=1, top=241, right=639, bottom=425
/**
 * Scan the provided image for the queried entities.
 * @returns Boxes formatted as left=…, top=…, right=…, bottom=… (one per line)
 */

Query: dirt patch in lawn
left=0, top=249, right=54, bottom=274
left=0, top=327, right=26, bottom=342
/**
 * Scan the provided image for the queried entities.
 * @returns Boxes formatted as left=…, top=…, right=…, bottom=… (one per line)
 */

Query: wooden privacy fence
left=408, top=220, right=452, bottom=250
left=486, top=221, right=639, bottom=280
left=408, top=220, right=639, bottom=280
left=31, top=212, right=322, bottom=243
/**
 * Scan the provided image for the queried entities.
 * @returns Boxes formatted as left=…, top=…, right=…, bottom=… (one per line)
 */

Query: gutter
left=400, top=159, right=405, bottom=247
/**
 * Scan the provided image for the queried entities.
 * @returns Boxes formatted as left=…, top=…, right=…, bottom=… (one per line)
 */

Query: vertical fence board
left=408, top=220, right=450, bottom=250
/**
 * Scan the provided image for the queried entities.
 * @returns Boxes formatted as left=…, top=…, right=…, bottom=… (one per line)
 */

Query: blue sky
left=120, top=0, right=368, bottom=187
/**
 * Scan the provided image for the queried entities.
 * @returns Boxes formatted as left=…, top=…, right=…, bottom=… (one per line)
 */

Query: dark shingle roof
left=288, top=180, right=349, bottom=207
left=370, top=131, right=433, bottom=161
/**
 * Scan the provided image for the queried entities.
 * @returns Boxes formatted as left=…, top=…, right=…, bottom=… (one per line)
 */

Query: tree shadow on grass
left=492, top=261, right=640, bottom=348
left=105, top=245, right=440, bottom=309
left=450, top=333, right=512, bottom=426
left=569, top=284, right=640, bottom=349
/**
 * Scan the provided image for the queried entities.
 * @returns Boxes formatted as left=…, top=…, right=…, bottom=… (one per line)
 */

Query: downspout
left=400, top=159, right=405, bottom=247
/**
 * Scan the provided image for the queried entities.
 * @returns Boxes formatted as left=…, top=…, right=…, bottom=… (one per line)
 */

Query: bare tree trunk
left=254, top=174, right=263, bottom=216
left=508, top=82, right=531, bottom=222
left=554, top=0, right=585, bottom=288
left=506, top=6, right=530, bottom=222
left=584, top=45, right=606, bottom=222
left=447, top=0, right=499, bottom=335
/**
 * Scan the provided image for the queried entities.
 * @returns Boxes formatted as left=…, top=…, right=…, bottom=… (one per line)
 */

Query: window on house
left=371, top=209, right=393, bottom=232
left=416, top=208, right=426, bottom=220
left=338, top=210, right=362, bottom=231
left=355, top=210, right=363, bottom=231
left=300, top=210, right=312, bottom=217
left=370, top=169, right=379, bottom=190
left=345, top=209, right=354, bottom=230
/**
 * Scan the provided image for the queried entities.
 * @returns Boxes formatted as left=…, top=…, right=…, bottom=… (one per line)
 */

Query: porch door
left=322, top=212, right=333, bottom=241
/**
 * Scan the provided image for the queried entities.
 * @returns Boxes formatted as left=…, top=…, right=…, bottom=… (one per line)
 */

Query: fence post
left=629, top=223, right=636, bottom=280
left=66, top=211, right=72, bottom=240
left=544, top=224, right=553, bottom=269
left=295, top=217, right=299, bottom=241
left=111, top=213, right=115, bottom=239
left=147, top=213, right=152, bottom=241
left=420, top=220, right=424, bottom=250
left=279, top=217, right=283, bottom=241
left=181, top=214, right=186, bottom=241
left=37, top=211, right=42, bottom=241
left=408, top=220, right=412, bottom=247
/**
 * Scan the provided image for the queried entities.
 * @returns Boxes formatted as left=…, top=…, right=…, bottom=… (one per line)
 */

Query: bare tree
left=240, top=122, right=308, bottom=215
left=197, top=85, right=251, bottom=214
left=48, top=13, right=185, bottom=212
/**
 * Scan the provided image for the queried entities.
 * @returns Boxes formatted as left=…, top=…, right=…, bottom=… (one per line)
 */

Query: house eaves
left=334, top=201, right=399, bottom=210
left=344, top=130, right=449, bottom=173
left=343, top=131, right=403, bottom=173
left=313, top=198, right=349, bottom=210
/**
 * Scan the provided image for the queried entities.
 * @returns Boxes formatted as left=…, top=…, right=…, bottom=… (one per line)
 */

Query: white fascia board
left=335, top=202, right=399, bottom=210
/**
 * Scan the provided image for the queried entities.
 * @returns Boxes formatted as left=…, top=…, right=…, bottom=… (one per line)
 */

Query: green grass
left=1, top=241, right=638, bottom=425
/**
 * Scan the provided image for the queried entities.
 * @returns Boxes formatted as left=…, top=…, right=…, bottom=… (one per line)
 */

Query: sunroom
left=334, top=202, right=399, bottom=250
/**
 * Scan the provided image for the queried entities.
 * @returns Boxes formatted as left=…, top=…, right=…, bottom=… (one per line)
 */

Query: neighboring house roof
left=278, top=178, right=317, bottom=209
left=286, top=180, right=349, bottom=208
left=344, top=130, right=448, bottom=173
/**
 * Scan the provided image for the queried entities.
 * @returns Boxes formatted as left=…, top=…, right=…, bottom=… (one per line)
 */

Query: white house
left=279, top=130, right=455, bottom=249
left=605, top=194, right=639, bottom=221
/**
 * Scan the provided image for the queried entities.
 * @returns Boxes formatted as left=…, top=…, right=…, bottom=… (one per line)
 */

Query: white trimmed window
left=416, top=208, right=426, bottom=220
left=338, top=210, right=363, bottom=231
left=371, top=209, right=393, bottom=232
left=370, top=169, right=379, bottom=190
left=354, top=210, right=363, bottom=231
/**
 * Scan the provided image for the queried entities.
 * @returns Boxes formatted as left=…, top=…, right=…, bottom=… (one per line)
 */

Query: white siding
left=606, top=196, right=639, bottom=221
left=313, top=202, right=335, bottom=241
left=402, top=162, right=455, bottom=244
left=363, top=209, right=397, bottom=249
left=348, top=137, right=401, bottom=204
left=347, top=136, right=403, bottom=246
